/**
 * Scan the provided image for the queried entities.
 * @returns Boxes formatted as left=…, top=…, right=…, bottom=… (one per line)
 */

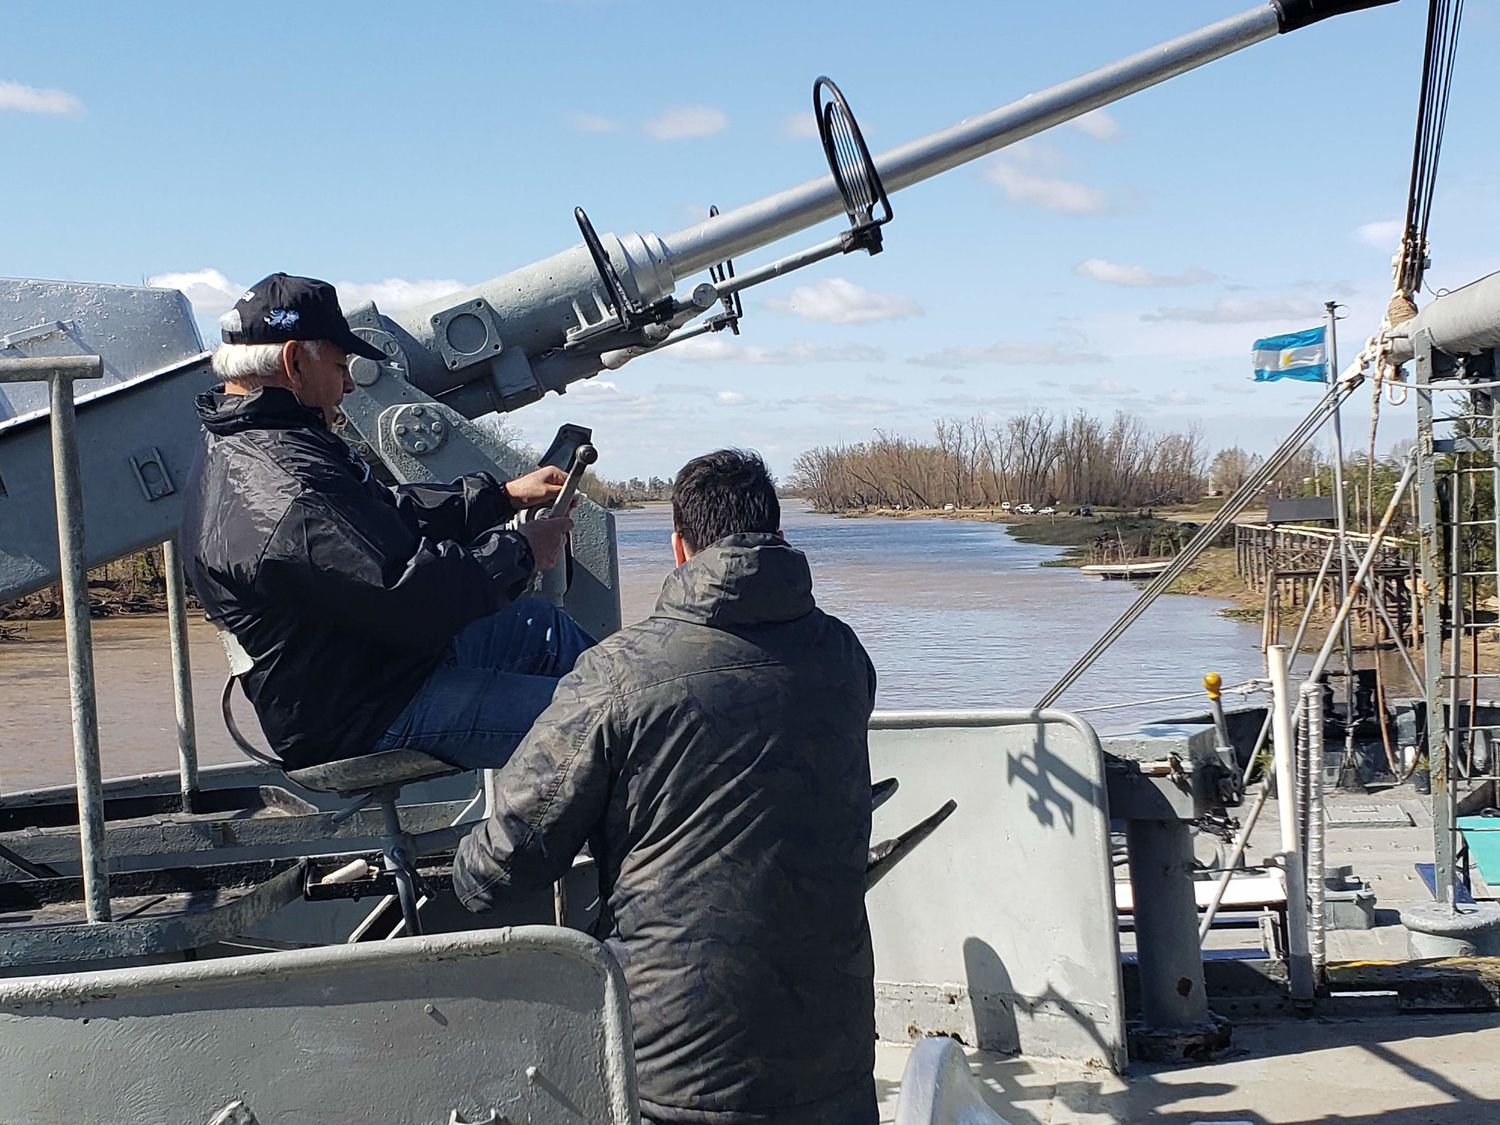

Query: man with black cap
left=181, top=272, right=592, bottom=774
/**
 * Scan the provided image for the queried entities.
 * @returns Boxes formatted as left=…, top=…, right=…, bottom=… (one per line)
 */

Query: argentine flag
left=1251, top=326, right=1328, bottom=383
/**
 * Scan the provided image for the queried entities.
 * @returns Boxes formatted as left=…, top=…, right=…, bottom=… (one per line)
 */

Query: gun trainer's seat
left=214, top=625, right=461, bottom=937
left=284, top=749, right=459, bottom=798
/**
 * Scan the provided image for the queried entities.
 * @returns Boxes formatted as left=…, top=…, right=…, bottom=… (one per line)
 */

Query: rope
left=1068, top=680, right=1263, bottom=715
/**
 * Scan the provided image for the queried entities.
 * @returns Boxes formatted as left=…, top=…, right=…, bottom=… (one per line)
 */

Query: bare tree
left=792, top=409, right=1209, bottom=512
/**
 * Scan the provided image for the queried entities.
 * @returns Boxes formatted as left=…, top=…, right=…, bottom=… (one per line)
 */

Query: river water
left=617, top=504, right=1264, bottom=713
left=1, top=505, right=1264, bottom=791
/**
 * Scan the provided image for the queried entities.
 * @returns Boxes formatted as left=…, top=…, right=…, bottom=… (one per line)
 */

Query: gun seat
left=215, top=622, right=464, bottom=937
left=284, top=749, right=459, bottom=797
left=282, top=749, right=463, bottom=939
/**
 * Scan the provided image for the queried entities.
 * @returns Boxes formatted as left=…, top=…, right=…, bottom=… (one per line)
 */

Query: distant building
left=1265, top=496, right=1336, bottom=525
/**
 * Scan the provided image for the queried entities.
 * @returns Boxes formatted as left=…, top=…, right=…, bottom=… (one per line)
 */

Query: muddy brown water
left=1, top=505, right=1264, bottom=793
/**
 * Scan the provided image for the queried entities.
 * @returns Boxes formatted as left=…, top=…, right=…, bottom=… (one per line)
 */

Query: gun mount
left=0, top=0, right=1397, bottom=620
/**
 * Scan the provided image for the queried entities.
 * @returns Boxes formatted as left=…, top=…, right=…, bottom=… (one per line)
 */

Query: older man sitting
left=181, top=272, right=591, bottom=772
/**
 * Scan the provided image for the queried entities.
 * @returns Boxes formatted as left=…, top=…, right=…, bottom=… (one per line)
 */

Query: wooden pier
left=1234, top=523, right=1418, bottom=648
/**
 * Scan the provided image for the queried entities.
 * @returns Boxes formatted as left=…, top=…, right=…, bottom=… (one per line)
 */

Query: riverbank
left=829, top=503, right=1254, bottom=594
left=818, top=502, right=1432, bottom=655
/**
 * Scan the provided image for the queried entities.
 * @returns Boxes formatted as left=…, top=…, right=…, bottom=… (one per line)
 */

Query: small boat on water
left=1080, top=559, right=1174, bottom=580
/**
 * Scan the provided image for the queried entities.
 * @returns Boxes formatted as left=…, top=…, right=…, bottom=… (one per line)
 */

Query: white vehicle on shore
left=1016, top=503, right=1035, bottom=515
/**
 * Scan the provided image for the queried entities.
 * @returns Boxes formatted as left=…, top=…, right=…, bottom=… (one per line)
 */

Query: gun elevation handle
left=549, top=444, right=598, bottom=519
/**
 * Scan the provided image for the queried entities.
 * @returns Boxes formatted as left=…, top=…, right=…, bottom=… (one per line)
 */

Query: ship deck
left=870, top=781, right=1500, bottom=1122
left=874, top=1012, right=1500, bottom=1123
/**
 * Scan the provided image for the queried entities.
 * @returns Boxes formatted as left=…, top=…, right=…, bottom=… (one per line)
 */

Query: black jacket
left=453, top=534, right=877, bottom=1125
left=180, top=387, right=534, bottom=769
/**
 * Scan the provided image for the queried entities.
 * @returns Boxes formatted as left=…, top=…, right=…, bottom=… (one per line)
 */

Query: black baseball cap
left=219, top=272, right=385, bottom=361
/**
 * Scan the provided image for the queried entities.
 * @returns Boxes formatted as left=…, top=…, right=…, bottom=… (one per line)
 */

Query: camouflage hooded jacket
left=453, top=532, right=878, bottom=1125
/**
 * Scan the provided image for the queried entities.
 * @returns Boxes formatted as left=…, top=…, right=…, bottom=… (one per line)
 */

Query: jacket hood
left=195, top=385, right=328, bottom=436
left=654, top=533, right=816, bottom=629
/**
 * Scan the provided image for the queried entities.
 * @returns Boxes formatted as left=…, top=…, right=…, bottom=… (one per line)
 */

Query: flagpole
left=1325, top=299, right=1361, bottom=791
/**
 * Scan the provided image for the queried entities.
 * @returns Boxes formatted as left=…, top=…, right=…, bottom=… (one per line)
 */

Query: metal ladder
left=1414, top=337, right=1500, bottom=903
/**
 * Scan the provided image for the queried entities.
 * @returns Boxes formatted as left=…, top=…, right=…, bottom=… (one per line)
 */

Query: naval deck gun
left=0, top=2, right=1409, bottom=1119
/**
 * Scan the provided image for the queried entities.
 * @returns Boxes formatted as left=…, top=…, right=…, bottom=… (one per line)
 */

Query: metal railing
left=0, top=355, right=203, bottom=922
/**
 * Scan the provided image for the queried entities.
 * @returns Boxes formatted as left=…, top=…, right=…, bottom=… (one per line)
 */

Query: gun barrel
left=384, top=0, right=1394, bottom=406
left=662, top=2, right=1385, bottom=278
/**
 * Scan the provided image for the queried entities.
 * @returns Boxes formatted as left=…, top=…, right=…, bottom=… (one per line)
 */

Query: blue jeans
left=373, top=597, right=595, bottom=770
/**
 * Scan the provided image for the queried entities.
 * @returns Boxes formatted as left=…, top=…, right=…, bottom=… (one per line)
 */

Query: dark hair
left=671, top=448, right=780, bottom=552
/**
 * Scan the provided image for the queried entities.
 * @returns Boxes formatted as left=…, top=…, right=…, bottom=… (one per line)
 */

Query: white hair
left=211, top=339, right=320, bottom=387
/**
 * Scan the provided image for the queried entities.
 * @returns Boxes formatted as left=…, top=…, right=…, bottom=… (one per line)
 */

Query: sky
left=5, top=0, right=1498, bottom=482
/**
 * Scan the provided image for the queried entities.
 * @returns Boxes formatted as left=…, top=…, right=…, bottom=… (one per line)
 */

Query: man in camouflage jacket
left=454, top=449, right=878, bottom=1125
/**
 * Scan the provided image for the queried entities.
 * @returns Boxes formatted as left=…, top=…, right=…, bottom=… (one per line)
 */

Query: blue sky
left=5, top=0, right=1498, bottom=481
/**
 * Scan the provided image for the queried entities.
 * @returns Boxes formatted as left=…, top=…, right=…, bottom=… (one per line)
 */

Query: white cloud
left=1074, top=258, right=1214, bottom=288
left=1069, top=378, right=1137, bottom=397
left=670, top=337, right=885, bottom=365
left=764, top=278, right=923, bottom=324
left=781, top=108, right=877, bottom=142
left=1356, top=219, right=1404, bottom=250
left=147, top=269, right=242, bottom=320
left=645, top=106, right=728, bottom=141
left=1068, top=109, right=1120, bottom=142
left=1158, top=389, right=1206, bottom=407
left=571, top=111, right=617, bottom=133
left=649, top=383, right=752, bottom=408
left=782, top=111, right=819, bottom=139
left=908, top=341, right=1106, bottom=368
left=333, top=278, right=466, bottom=312
left=938, top=374, right=966, bottom=385
left=559, top=378, right=660, bottom=420
left=984, top=160, right=1110, bottom=215
left=1002, top=141, right=1066, bottom=171
left=866, top=373, right=899, bottom=386
left=773, top=393, right=902, bottom=417
left=0, top=80, right=83, bottom=116
left=1141, top=297, right=1322, bottom=324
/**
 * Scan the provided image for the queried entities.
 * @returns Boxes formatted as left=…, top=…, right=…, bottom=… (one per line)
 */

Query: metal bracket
left=383, top=403, right=449, bottom=457
left=0, top=319, right=76, bottom=351
left=568, top=207, right=677, bottom=345
left=349, top=327, right=403, bottom=386
left=706, top=204, right=744, bottom=335
left=426, top=297, right=506, bottom=373
left=304, top=858, right=400, bottom=903
left=129, top=446, right=175, bottom=502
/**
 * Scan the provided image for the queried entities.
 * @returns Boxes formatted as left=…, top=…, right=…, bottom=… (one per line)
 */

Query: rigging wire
left=1365, top=0, right=1466, bottom=438
left=1398, top=0, right=1465, bottom=298
left=1037, top=378, right=1361, bottom=710
left=1354, top=0, right=1466, bottom=783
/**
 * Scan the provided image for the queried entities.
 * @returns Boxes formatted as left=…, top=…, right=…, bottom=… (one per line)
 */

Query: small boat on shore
left=1080, top=559, right=1174, bottom=580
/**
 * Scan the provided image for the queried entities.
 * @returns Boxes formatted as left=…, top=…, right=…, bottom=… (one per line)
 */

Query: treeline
left=581, top=474, right=673, bottom=509
left=790, top=411, right=1210, bottom=512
